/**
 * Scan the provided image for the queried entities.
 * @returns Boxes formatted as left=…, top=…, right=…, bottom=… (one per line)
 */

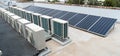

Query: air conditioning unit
left=3, top=11, right=11, bottom=21
left=32, top=13, right=41, bottom=26
left=0, top=8, right=7, bottom=19
left=10, top=7, right=16, bottom=14
left=8, top=6, right=14, bottom=13
left=25, top=11, right=33, bottom=22
left=6, top=13, right=15, bottom=23
left=13, top=7, right=22, bottom=16
left=13, top=7, right=18, bottom=15
left=20, top=9, right=26, bottom=19
left=25, top=23, right=47, bottom=50
left=40, top=15, right=52, bottom=40
left=15, top=8, right=23, bottom=18
left=4, top=11, right=15, bottom=22
left=17, top=19, right=31, bottom=38
left=0, top=8, right=5, bottom=16
left=16, top=8, right=23, bottom=17
left=41, top=15, right=52, bottom=33
left=51, top=18, right=71, bottom=45
left=9, top=15, right=21, bottom=30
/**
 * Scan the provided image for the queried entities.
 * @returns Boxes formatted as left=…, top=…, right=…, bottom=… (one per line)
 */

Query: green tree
left=51, top=0, right=59, bottom=3
left=66, top=0, right=73, bottom=4
left=66, top=0, right=84, bottom=4
left=88, top=0, right=98, bottom=5
left=104, top=0, right=120, bottom=7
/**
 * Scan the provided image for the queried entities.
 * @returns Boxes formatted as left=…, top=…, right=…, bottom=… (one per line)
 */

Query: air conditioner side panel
left=33, top=30, right=46, bottom=50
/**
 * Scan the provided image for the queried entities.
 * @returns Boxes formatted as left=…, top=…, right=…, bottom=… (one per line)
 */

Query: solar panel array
left=24, top=6, right=117, bottom=37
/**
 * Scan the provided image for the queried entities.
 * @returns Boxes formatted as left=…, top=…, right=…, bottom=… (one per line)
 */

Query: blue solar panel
left=40, top=9, right=51, bottom=14
left=24, top=6, right=117, bottom=37
left=41, top=9, right=54, bottom=15
left=38, top=8, right=50, bottom=14
left=33, top=7, right=45, bottom=13
left=69, top=13, right=87, bottom=26
left=37, top=8, right=47, bottom=13
left=60, top=12, right=76, bottom=20
left=75, top=15, right=100, bottom=30
left=89, top=17, right=117, bottom=36
left=47, top=10, right=61, bottom=16
left=53, top=11, right=68, bottom=18
left=25, top=6, right=35, bottom=11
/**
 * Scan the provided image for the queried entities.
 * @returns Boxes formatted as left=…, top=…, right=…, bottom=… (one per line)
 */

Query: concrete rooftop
left=47, top=23, right=120, bottom=56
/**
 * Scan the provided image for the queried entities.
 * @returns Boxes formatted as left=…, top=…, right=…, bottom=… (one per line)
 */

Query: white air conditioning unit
left=16, top=8, right=23, bottom=17
left=32, top=13, right=41, bottom=26
left=9, top=15, right=21, bottom=30
left=41, top=15, right=52, bottom=33
left=9, top=6, right=14, bottom=13
left=13, top=7, right=22, bottom=16
left=4, top=11, right=15, bottom=22
left=25, top=23, right=47, bottom=50
left=25, top=11, right=33, bottom=22
left=13, top=7, right=18, bottom=15
left=17, top=19, right=31, bottom=38
left=10, top=6, right=16, bottom=14
left=0, top=8, right=5, bottom=16
left=20, top=9, right=26, bottom=19
left=2, top=11, right=9, bottom=21
left=51, top=18, right=69, bottom=39
left=51, top=18, right=71, bottom=45
left=3, top=11, right=10, bottom=21
left=8, top=6, right=12, bottom=12
left=40, top=15, right=52, bottom=40
left=0, top=8, right=7, bottom=19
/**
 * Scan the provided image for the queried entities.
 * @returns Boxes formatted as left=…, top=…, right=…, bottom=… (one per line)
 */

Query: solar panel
left=40, top=8, right=51, bottom=14
left=23, top=5, right=117, bottom=37
left=42, top=9, right=54, bottom=15
left=26, top=6, right=35, bottom=11
left=47, top=10, right=61, bottom=16
left=37, top=8, right=50, bottom=14
left=53, top=11, right=68, bottom=18
left=60, top=12, right=76, bottom=20
left=69, top=13, right=87, bottom=26
left=75, top=15, right=100, bottom=30
left=33, top=7, right=44, bottom=13
left=38, top=8, right=50, bottom=14
left=89, top=17, right=117, bottom=36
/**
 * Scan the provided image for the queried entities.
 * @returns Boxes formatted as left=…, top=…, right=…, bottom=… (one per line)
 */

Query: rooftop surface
left=47, top=23, right=120, bottom=56
left=0, top=18, right=38, bottom=56
left=0, top=2, right=120, bottom=56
